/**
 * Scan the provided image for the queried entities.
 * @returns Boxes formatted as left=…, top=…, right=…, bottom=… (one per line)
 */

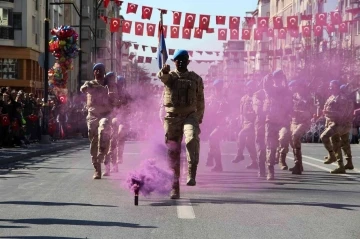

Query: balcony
left=0, top=27, right=14, bottom=40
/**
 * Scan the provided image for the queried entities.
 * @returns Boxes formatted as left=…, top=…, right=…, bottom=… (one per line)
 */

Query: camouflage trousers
left=164, top=112, right=200, bottom=181
left=290, top=122, right=308, bottom=150
left=208, top=125, right=225, bottom=166
left=237, top=122, right=257, bottom=162
left=86, top=114, right=111, bottom=165
left=255, top=122, right=266, bottom=165
left=106, top=118, right=127, bottom=165
left=276, top=126, right=290, bottom=162
left=265, top=122, right=285, bottom=166
left=321, top=122, right=352, bottom=163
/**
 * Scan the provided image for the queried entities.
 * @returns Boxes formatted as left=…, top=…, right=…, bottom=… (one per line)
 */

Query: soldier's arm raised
left=80, top=81, right=91, bottom=93
left=157, top=64, right=173, bottom=85
left=196, top=76, right=205, bottom=124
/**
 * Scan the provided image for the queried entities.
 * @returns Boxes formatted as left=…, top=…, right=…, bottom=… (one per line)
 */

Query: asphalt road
left=0, top=141, right=360, bottom=239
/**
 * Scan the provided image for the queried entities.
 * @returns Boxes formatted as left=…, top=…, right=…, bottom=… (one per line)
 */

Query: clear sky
left=119, top=0, right=258, bottom=76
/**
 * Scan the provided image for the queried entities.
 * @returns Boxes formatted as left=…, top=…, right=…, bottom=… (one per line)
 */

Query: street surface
left=0, top=141, right=360, bottom=239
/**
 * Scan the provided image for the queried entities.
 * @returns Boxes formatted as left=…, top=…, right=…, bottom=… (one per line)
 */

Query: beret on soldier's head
left=246, top=80, right=256, bottom=87
left=117, top=76, right=125, bottom=82
left=105, top=72, right=115, bottom=78
left=273, top=69, right=285, bottom=78
left=93, top=63, right=105, bottom=72
left=172, top=50, right=189, bottom=60
left=213, top=79, right=223, bottom=87
left=330, top=80, right=341, bottom=86
left=288, top=80, right=297, bottom=87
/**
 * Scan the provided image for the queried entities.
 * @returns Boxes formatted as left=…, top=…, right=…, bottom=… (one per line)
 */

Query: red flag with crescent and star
left=218, top=28, right=227, bottom=40
left=173, top=11, right=182, bottom=25
left=229, top=16, right=240, bottom=29
left=199, top=14, right=210, bottom=30
left=242, top=29, right=251, bottom=40
left=170, top=26, right=179, bottom=38
left=182, top=28, right=192, bottom=39
left=216, top=16, right=226, bottom=25
left=141, top=6, right=153, bottom=20
left=110, top=18, right=120, bottom=33
left=134, top=22, right=144, bottom=36
left=184, top=13, right=196, bottom=28
left=194, top=28, right=203, bottom=39
left=147, top=23, right=156, bottom=36
left=122, top=20, right=132, bottom=34
left=273, top=16, right=283, bottom=29
left=126, top=3, right=138, bottom=14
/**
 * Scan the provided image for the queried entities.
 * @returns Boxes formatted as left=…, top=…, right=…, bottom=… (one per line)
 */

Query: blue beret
left=246, top=80, right=255, bottom=87
left=105, top=72, right=115, bottom=78
left=213, top=80, right=223, bottom=86
left=273, top=69, right=285, bottom=78
left=117, top=76, right=125, bottom=81
left=93, top=63, right=105, bottom=72
left=340, top=84, right=348, bottom=90
left=173, top=50, right=189, bottom=60
left=288, top=80, right=297, bottom=87
left=330, top=80, right=340, bottom=85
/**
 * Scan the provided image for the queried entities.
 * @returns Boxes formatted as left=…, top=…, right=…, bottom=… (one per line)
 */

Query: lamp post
left=41, top=0, right=50, bottom=144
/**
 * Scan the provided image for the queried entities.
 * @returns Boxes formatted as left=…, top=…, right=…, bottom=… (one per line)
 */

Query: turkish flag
left=184, top=13, right=196, bottom=28
left=145, top=57, right=152, bottom=63
left=242, top=29, right=251, bottom=40
left=114, top=0, right=123, bottom=7
left=126, top=3, right=138, bottom=14
left=142, top=45, right=147, bottom=51
left=289, top=27, right=299, bottom=38
left=302, top=25, right=311, bottom=37
left=218, top=28, right=227, bottom=40
left=244, top=17, right=256, bottom=28
left=104, top=0, right=110, bottom=8
left=301, top=14, right=312, bottom=21
left=330, top=11, right=342, bottom=25
left=273, top=16, right=283, bottom=29
left=278, top=28, right=287, bottom=39
left=196, top=51, right=203, bottom=55
left=134, top=22, right=144, bottom=36
left=316, top=13, right=327, bottom=26
left=110, top=18, right=121, bottom=33
left=170, top=26, right=180, bottom=38
left=313, top=25, right=323, bottom=37
left=158, top=25, right=167, bottom=38
left=122, top=20, right=132, bottom=34
left=230, top=29, right=239, bottom=40
left=326, top=23, right=335, bottom=33
left=254, top=29, right=262, bottom=40
left=257, top=17, right=269, bottom=31
left=199, top=14, right=210, bottom=30
left=182, top=28, right=192, bottom=39
left=188, top=51, right=193, bottom=57
left=287, top=16, right=298, bottom=30
left=133, top=44, right=139, bottom=50
left=229, top=16, right=240, bottom=29
left=173, top=11, right=182, bottom=25
left=216, top=16, right=226, bottom=25
left=151, top=46, right=157, bottom=53
left=137, top=56, right=144, bottom=63
left=141, top=6, right=153, bottom=20
left=267, top=28, right=274, bottom=38
left=205, top=51, right=213, bottom=55
left=339, top=22, right=348, bottom=33
left=194, top=28, right=203, bottom=39
left=100, top=15, right=108, bottom=24
left=206, top=28, right=214, bottom=33
left=146, top=23, right=156, bottom=36
left=169, top=49, right=175, bottom=55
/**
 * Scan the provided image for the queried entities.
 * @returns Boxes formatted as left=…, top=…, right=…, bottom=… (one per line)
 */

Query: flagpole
left=160, top=11, right=166, bottom=66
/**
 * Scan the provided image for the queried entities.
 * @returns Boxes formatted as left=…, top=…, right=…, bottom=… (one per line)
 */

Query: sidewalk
left=0, top=138, right=88, bottom=165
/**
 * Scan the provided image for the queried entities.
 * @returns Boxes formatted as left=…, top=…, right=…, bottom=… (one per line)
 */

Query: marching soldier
left=80, top=63, right=112, bottom=179
left=157, top=50, right=205, bottom=199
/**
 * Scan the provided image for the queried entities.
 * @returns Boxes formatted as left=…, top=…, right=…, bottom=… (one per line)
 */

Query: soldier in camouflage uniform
left=206, top=79, right=229, bottom=172
left=321, top=80, right=349, bottom=174
left=272, top=70, right=292, bottom=170
left=252, top=77, right=268, bottom=178
left=80, top=63, right=112, bottom=179
left=288, top=80, right=312, bottom=174
left=233, top=80, right=258, bottom=170
left=157, top=50, right=205, bottom=199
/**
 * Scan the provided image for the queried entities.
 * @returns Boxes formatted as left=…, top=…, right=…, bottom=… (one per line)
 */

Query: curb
left=0, top=139, right=88, bottom=165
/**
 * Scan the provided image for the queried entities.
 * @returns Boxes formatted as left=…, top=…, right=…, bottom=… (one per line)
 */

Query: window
left=98, top=9, right=105, bottom=16
left=32, top=16, right=35, bottom=33
left=96, top=29, right=105, bottom=39
left=357, top=21, right=360, bottom=35
left=13, top=13, right=21, bottom=30
left=0, top=8, right=9, bottom=26
left=0, top=59, right=19, bottom=79
left=97, top=48, right=106, bottom=58
left=35, top=0, right=38, bottom=10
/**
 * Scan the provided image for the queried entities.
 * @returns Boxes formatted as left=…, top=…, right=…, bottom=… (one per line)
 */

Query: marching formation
left=80, top=50, right=355, bottom=200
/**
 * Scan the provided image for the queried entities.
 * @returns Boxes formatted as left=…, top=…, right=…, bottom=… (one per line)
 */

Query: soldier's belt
left=167, top=111, right=194, bottom=117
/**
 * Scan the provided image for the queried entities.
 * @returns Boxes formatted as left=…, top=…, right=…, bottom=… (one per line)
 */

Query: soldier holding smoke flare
left=157, top=49, right=205, bottom=199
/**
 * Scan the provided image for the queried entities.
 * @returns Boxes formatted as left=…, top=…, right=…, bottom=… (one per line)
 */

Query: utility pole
left=41, top=0, right=51, bottom=144
left=78, top=0, right=83, bottom=92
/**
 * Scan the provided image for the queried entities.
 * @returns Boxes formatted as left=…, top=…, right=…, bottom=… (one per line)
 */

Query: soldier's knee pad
left=99, top=118, right=109, bottom=127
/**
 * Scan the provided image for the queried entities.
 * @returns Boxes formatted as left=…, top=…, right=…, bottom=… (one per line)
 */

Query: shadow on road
left=0, top=218, right=157, bottom=228
left=0, top=201, right=117, bottom=208
left=0, top=225, right=29, bottom=228
left=0, top=237, right=83, bottom=239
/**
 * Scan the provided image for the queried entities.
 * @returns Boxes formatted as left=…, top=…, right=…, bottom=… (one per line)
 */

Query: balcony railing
left=0, top=27, right=14, bottom=40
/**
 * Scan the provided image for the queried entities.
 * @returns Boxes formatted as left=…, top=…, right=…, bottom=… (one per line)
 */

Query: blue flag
left=157, top=23, right=168, bottom=69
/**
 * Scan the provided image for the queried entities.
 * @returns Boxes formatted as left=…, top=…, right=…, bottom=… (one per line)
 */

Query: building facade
left=222, top=40, right=246, bottom=83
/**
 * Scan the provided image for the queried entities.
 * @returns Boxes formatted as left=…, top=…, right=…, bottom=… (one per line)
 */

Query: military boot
left=267, top=165, right=275, bottom=180
left=206, top=153, right=214, bottom=167
left=232, top=154, right=244, bottom=163
left=289, top=149, right=303, bottom=172
left=110, top=163, right=119, bottom=173
left=324, top=152, right=337, bottom=164
left=258, top=160, right=266, bottom=178
left=211, top=152, right=223, bottom=172
left=279, top=154, right=288, bottom=170
left=330, top=161, right=346, bottom=174
left=344, top=158, right=354, bottom=170
left=246, top=161, right=259, bottom=170
left=170, top=180, right=180, bottom=199
left=186, top=164, right=197, bottom=186
left=102, top=163, right=110, bottom=176
left=93, top=163, right=101, bottom=179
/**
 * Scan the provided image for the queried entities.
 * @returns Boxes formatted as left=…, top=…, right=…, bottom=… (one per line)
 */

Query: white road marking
left=302, top=155, right=360, bottom=173
left=176, top=198, right=195, bottom=219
